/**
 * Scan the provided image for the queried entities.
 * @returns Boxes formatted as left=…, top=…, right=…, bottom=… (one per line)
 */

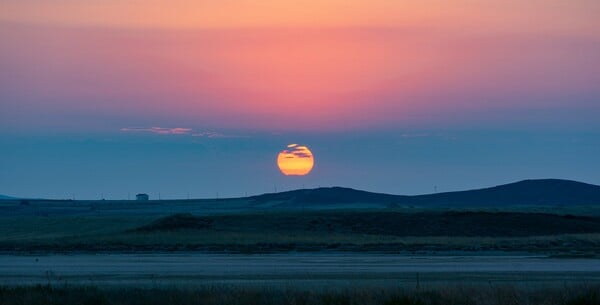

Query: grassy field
left=1, top=207, right=599, bottom=304
left=0, top=284, right=598, bottom=305
left=1, top=211, right=600, bottom=254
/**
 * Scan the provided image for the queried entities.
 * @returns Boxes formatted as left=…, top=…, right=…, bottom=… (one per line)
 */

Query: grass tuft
left=0, top=284, right=599, bottom=305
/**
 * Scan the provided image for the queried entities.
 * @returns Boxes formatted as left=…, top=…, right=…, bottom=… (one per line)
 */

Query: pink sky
left=1, top=1, right=599, bottom=132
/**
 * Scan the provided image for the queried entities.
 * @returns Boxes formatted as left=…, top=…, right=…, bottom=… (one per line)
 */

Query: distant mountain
left=0, top=194, right=17, bottom=200
left=250, top=186, right=403, bottom=205
left=252, top=179, right=600, bottom=207
left=408, top=179, right=600, bottom=206
left=2, top=179, right=598, bottom=215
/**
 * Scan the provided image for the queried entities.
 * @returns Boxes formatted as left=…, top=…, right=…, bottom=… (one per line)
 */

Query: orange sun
left=277, top=144, right=314, bottom=176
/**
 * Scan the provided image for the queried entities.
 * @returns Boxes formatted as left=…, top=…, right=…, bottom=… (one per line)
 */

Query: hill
left=1, top=179, right=599, bottom=217
left=1, top=179, right=600, bottom=254
left=251, top=179, right=600, bottom=207
left=407, top=179, right=600, bottom=206
left=250, top=186, right=403, bottom=206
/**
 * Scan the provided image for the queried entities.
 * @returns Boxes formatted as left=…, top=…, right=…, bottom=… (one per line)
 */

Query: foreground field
left=1, top=211, right=600, bottom=255
left=1, top=185, right=599, bottom=304
left=0, top=284, right=598, bottom=305
left=2, top=253, right=600, bottom=286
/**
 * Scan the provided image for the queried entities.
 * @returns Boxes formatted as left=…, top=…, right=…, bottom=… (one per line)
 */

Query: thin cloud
left=191, top=131, right=230, bottom=138
left=282, top=145, right=313, bottom=158
left=120, top=127, right=192, bottom=135
left=121, top=127, right=241, bottom=138
left=293, top=152, right=312, bottom=158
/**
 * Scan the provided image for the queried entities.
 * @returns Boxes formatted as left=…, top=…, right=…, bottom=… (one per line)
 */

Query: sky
left=1, top=1, right=599, bottom=199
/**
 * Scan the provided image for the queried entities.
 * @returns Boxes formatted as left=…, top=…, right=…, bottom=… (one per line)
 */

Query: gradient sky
left=1, top=1, right=599, bottom=199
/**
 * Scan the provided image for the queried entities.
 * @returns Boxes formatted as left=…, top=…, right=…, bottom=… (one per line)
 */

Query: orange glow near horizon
left=277, top=144, right=314, bottom=176
left=2, top=1, right=598, bottom=36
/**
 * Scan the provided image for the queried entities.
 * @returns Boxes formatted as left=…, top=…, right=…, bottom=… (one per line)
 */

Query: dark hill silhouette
left=250, top=186, right=404, bottom=205
left=251, top=179, right=600, bottom=207
left=2, top=179, right=599, bottom=215
left=408, top=179, right=600, bottom=206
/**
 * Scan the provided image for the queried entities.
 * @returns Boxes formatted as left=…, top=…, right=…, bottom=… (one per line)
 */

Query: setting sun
left=277, top=144, right=314, bottom=176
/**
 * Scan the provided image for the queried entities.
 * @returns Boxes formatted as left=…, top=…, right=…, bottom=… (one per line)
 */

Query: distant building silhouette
left=136, top=193, right=149, bottom=201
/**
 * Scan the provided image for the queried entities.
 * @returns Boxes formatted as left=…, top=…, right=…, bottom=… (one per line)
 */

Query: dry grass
left=0, top=284, right=598, bottom=305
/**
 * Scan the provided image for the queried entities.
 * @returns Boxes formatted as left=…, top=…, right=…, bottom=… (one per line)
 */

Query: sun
left=277, top=144, right=314, bottom=176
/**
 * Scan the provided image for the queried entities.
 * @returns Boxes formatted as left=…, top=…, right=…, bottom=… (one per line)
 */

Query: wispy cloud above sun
left=282, top=144, right=313, bottom=159
left=120, top=127, right=237, bottom=138
left=120, top=127, right=192, bottom=135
